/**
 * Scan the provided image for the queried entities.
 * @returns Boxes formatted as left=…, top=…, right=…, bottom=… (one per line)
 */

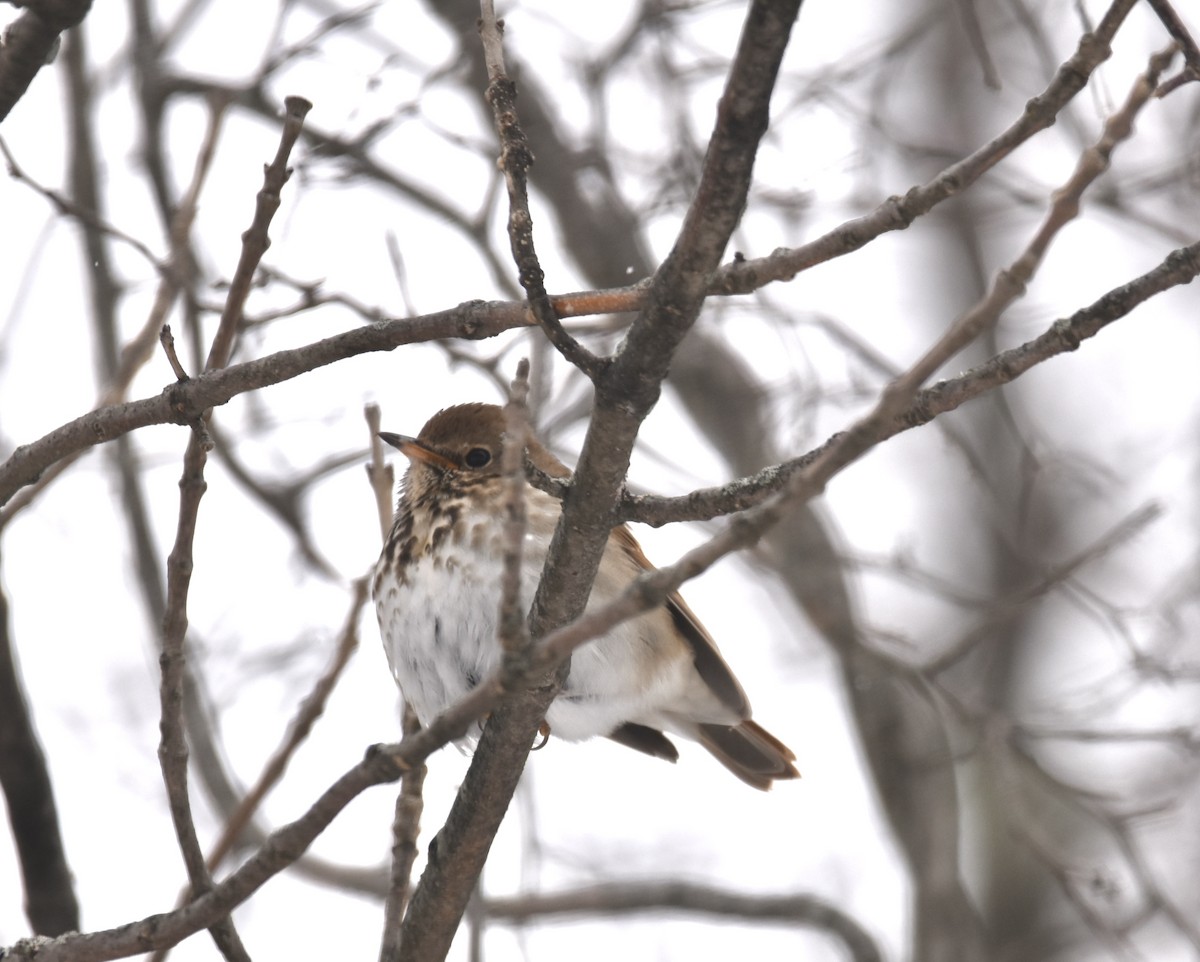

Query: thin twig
left=365, top=404, right=396, bottom=543
left=0, top=93, right=229, bottom=530
left=483, top=882, right=883, bottom=962
left=152, top=580, right=368, bottom=962
left=709, top=0, right=1141, bottom=299
left=925, top=503, right=1163, bottom=674
left=478, top=2, right=605, bottom=379
left=204, top=95, right=312, bottom=373
left=618, top=239, right=1200, bottom=529
left=208, top=579, right=367, bottom=874
left=378, top=704, right=426, bottom=962
left=865, top=41, right=1178, bottom=421
left=157, top=430, right=249, bottom=962
left=1143, top=0, right=1200, bottom=95
left=497, top=358, right=532, bottom=659
left=0, top=136, right=165, bottom=271
left=160, top=326, right=190, bottom=382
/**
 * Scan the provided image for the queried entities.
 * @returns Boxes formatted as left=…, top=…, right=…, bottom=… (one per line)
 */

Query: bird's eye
left=464, top=447, right=492, bottom=468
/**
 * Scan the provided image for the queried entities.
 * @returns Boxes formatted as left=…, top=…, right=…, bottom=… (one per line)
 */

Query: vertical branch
left=378, top=706, right=427, bottom=962
left=373, top=401, right=427, bottom=961
left=158, top=425, right=248, bottom=962
left=390, top=360, right=536, bottom=962
left=497, top=358, right=532, bottom=660
left=155, top=95, right=312, bottom=962
left=524, top=0, right=804, bottom=681
left=153, top=580, right=369, bottom=957
left=365, top=404, right=397, bottom=542
left=0, top=552, right=79, bottom=935
left=477, top=2, right=604, bottom=379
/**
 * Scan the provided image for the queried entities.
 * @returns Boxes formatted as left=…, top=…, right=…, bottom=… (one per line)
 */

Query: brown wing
left=612, top=525, right=751, bottom=719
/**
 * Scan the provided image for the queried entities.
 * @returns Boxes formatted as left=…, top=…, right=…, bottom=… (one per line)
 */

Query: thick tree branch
left=0, top=552, right=79, bottom=936
left=395, top=3, right=806, bottom=959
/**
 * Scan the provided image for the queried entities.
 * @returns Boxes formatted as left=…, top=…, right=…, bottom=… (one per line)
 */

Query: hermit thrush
left=372, top=403, right=798, bottom=789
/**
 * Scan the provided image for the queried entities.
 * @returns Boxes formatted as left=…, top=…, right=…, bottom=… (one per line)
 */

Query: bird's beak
left=378, top=432, right=457, bottom=470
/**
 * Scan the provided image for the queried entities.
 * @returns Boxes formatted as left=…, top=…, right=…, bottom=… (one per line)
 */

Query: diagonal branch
left=617, top=235, right=1200, bottom=528
left=710, top=0, right=1140, bottom=297
left=0, top=0, right=93, bottom=123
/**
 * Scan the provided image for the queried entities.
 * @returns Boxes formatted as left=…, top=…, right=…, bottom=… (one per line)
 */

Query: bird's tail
left=694, top=720, right=800, bottom=791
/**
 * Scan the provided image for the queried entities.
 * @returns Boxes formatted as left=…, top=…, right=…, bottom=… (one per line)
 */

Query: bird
left=372, top=402, right=798, bottom=790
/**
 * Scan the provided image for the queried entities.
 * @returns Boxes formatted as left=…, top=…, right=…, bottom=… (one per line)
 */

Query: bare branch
left=0, top=135, right=164, bottom=270
left=204, top=94, right=311, bottom=372
left=497, top=358, right=532, bottom=659
left=0, top=92, right=228, bottom=530
left=0, top=299, right=533, bottom=510
left=155, top=95, right=313, bottom=962
left=483, top=882, right=883, bottom=962
left=620, top=236, right=1200, bottom=528
left=397, top=3, right=807, bottom=957
left=208, top=579, right=368, bottom=874
left=378, top=708, right=427, bottom=962
left=0, top=559, right=79, bottom=935
left=0, top=0, right=93, bottom=123
left=711, top=0, right=1140, bottom=298
left=366, top=403, right=397, bottom=542
left=1143, top=0, right=1200, bottom=94
left=478, top=5, right=603, bottom=378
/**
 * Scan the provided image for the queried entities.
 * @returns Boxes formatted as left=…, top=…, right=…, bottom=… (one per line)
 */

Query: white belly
left=373, top=508, right=699, bottom=742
